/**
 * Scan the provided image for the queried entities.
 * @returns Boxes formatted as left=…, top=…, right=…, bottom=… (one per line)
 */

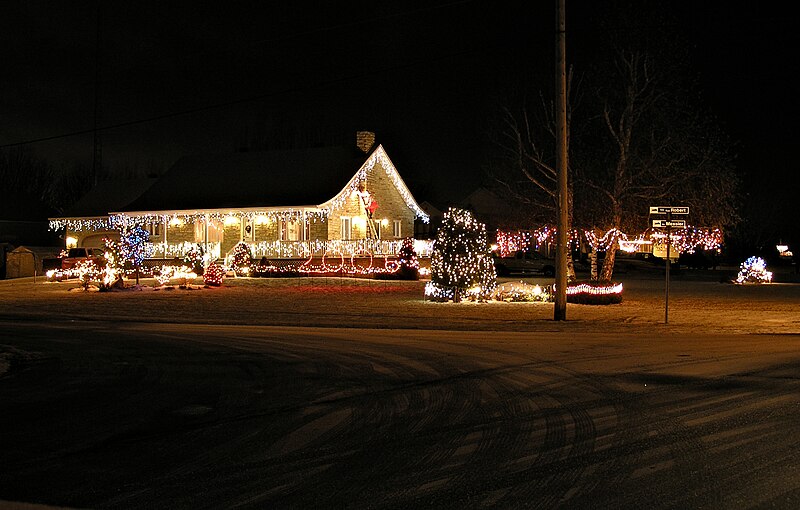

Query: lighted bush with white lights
left=425, top=208, right=496, bottom=302
left=230, top=242, right=253, bottom=276
left=735, top=256, right=772, bottom=284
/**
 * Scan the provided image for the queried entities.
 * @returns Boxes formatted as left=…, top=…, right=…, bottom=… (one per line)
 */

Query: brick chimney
left=356, top=131, right=376, bottom=153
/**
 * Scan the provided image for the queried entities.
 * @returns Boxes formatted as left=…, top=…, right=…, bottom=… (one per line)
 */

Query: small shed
left=5, top=246, right=61, bottom=279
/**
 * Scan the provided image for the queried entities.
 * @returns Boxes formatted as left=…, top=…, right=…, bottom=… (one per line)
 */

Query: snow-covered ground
left=1, top=267, right=799, bottom=508
left=1, top=267, right=798, bottom=337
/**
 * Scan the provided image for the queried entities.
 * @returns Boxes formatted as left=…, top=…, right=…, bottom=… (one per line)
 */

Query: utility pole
left=92, top=0, right=102, bottom=187
left=554, top=0, right=568, bottom=321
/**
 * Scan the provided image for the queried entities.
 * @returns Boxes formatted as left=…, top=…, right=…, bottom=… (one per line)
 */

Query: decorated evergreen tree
left=231, top=241, right=252, bottom=276
left=425, top=208, right=496, bottom=302
left=396, top=237, right=420, bottom=280
left=119, top=224, right=154, bottom=284
left=183, top=244, right=205, bottom=275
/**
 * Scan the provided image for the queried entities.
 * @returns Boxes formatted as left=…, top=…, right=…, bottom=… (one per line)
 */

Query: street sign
left=649, top=206, right=689, bottom=215
left=652, top=219, right=686, bottom=228
left=652, top=243, right=679, bottom=260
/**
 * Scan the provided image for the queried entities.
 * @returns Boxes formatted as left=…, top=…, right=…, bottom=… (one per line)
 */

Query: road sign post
left=665, top=214, right=671, bottom=324
left=650, top=206, right=689, bottom=325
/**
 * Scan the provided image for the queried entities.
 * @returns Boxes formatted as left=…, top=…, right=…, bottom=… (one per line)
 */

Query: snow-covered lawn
left=1, top=272, right=798, bottom=335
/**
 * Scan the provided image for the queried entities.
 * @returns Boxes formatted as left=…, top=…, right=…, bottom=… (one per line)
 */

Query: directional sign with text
left=652, top=219, right=686, bottom=228
left=649, top=206, right=689, bottom=215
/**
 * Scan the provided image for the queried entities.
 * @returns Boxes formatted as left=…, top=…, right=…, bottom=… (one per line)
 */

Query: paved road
left=2, top=320, right=800, bottom=509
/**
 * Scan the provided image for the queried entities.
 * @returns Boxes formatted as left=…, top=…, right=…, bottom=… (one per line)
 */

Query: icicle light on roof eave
left=49, top=216, right=115, bottom=232
left=109, top=208, right=327, bottom=227
left=320, top=145, right=430, bottom=223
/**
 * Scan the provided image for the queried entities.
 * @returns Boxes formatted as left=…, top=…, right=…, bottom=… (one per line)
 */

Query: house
left=459, top=186, right=519, bottom=234
left=50, top=134, right=429, bottom=261
left=414, top=200, right=443, bottom=240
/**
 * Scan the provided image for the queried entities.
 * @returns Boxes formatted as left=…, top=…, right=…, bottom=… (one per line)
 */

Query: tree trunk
left=453, top=287, right=461, bottom=303
left=600, top=248, right=617, bottom=282
left=567, top=257, right=576, bottom=283
left=589, top=251, right=598, bottom=280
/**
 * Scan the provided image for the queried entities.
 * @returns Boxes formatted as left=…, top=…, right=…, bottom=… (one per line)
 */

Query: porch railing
left=148, top=239, right=433, bottom=260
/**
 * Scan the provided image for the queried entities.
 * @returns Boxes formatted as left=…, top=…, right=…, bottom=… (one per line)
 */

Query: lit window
left=148, top=222, right=161, bottom=237
left=280, top=219, right=306, bottom=241
left=341, top=217, right=352, bottom=240
left=393, top=219, right=402, bottom=238
left=194, top=221, right=204, bottom=243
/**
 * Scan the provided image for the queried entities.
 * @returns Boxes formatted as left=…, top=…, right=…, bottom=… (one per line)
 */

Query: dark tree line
left=0, top=146, right=163, bottom=215
left=0, top=146, right=96, bottom=214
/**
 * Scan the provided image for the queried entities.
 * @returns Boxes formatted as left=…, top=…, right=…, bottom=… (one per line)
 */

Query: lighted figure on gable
left=356, top=183, right=379, bottom=215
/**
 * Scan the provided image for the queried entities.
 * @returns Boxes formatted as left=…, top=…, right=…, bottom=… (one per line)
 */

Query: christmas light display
left=425, top=208, right=496, bottom=302
left=493, top=281, right=552, bottom=302
left=669, top=228, right=724, bottom=254
left=183, top=244, right=205, bottom=275
left=99, top=241, right=123, bottom=290
left=119, top=225, right=154, bottom=268
left=203, top=262, right=225, bottom=286
left=496, top=231, right=532, bottom=257
left=496, top=228, right=580, bottom=257
left=320, top=145, right=429, bottom=222
left=395, top=237, right=420, bottom=280
left=563, top=281, right=624, bottom=304
left=173, top=268, right=198, bottom=288
left=48, top=217, right=115, bottom=232
left=496, top=225, right=723, bottom=257
left=154, top=266, right=174, bottom=286
left=117, top=224, right=153, bottom=284
left=584, top=228, right=627, bottom=252
left=735, top=256, right=772, bottom=284
left=230, top=241, right=253, bottom=275
left=75, top=259, right=100, bottom=290
left=111, top=209, right=327, bottom=231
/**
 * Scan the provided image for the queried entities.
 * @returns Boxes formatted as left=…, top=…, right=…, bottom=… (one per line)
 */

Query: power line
left=0, top=44, right=488, bottom=150
left=1, top=0, right=483, bottom=150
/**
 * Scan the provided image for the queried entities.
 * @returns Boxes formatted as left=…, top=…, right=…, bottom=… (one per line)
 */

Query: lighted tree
left=100, top=237, right=124, bottom=290
left=230, top=241, right=252, bottom=276
left=119, top=224, right=154, bottom=284
left=183, top=243, right=205, bottom=275
left=426, top=208, right=496, bottom=302
left=396, top=237, right=420, bottom=280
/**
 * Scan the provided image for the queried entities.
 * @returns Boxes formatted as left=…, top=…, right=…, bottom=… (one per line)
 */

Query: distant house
left=50, top=135, right=429, bottom=260
left=415, top=201, right=443, bottom=240
left=460, top=187, right=518, bottom=234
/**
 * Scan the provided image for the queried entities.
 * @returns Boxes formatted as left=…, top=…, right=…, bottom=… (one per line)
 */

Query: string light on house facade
left=319, top=146, right=429, bottom=222
left=48, top=217, right=116, bottom=232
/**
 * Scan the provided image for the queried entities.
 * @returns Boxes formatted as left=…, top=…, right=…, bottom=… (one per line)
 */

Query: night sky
left=2, top=1, right=798, bottom=240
